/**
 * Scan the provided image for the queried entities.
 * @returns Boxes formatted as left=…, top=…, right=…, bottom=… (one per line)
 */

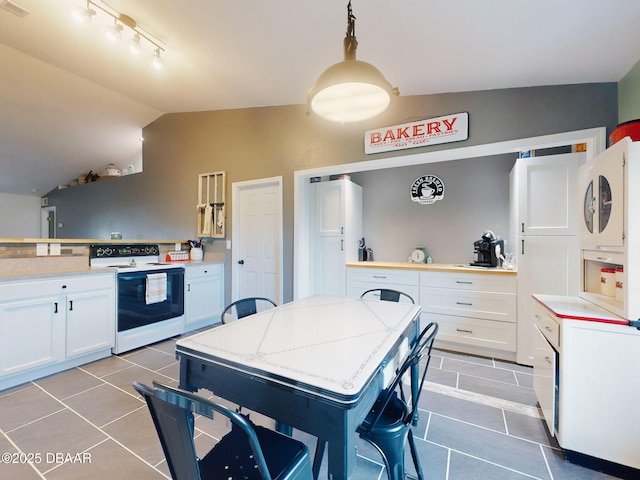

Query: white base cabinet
left=533, top=295, right=640, bottom=472
left=184, top=263, right=224, bottom=332
left=347, top=264, right=517, bottom=360
left=0, top=273, right=115, bottom=390
left=420, top=271, right=517, bottom=358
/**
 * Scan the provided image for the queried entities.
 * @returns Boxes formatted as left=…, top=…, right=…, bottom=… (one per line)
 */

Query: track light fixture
left=307, top=1, right=399, bottom=123
left=72, top=0, right=165, bottom=70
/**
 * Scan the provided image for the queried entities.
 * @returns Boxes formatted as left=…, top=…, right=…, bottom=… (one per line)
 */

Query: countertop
left=346, top=261, right=517, bottom=275
left=533, top=294, right=629, bottom=326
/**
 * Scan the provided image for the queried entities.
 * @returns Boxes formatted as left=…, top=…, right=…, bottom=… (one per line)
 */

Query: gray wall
left=45, top=83, right=618, bottom=302
left=350, top=153, right=517, bottom=264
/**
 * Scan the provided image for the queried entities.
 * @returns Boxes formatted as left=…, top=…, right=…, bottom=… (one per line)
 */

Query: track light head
left=72, top=3, right=95, bottom=24
left=151, top=48, right=164, bottom=70
left=105, top=22, right=123, bottom=42
left=129, top=34, right=142, bottom=55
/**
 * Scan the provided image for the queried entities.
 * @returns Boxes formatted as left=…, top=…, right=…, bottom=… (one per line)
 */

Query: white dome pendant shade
left=307, top=1, right=398, bottom=123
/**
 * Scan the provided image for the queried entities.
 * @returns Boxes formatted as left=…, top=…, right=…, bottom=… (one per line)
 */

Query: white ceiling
left=2, top=0, right=640, bottom=197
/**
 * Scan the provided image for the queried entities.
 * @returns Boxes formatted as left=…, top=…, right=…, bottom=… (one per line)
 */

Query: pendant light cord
left=344, top=1, right=358, bottom=60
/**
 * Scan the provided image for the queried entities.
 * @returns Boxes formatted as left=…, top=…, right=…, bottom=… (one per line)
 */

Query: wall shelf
left=197, top=171, right=226, bottom=238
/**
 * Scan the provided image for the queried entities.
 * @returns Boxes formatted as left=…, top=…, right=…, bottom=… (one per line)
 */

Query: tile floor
left=0, top=335, right=627, bottom=480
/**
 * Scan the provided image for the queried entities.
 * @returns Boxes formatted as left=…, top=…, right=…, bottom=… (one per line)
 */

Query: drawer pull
left=456, top=280, right=472, bottom=285
left=544, top=356, right=552, bottom=364
left=456, top=328, right=473, bottom=333
left=372, top=275, right=387, bottom=279
left=545, top=326, right=553, bottom=332
left=456, top=301, right=473, bottom=306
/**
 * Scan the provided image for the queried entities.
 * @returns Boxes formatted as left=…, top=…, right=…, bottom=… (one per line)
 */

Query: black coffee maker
left=471, top=230, right=504, bottom=267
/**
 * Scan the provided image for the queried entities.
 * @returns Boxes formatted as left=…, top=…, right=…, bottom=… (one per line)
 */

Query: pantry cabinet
left=184, top=263, right=224, bottom=331
left=0, top=273, right=115, bottom=390
left=311, top=179, right=362, bottom=296
left=510, top=152, right=583, bottom=365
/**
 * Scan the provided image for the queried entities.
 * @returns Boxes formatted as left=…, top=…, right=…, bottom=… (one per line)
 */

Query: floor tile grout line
left=40, top=437, right=111, bottom=477
left=2, top=404, right=67, bottom=434
left=424, top=438, right=546, bottom=480
left=424, top=410, right=553, bottom=452
left=1, top=428, right=47, bottom=479
left=540, top=442, right=556, bottom=480
left=25, top=381, right=171, bottom=479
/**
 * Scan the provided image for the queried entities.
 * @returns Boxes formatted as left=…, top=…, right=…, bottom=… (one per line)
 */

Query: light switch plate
left=36, top=243, right=48, bottom=256
left=50, top=243, right=61, bottom=256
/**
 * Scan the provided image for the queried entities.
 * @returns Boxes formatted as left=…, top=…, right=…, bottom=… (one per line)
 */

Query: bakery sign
left=364, top=112, right=468, bottom=154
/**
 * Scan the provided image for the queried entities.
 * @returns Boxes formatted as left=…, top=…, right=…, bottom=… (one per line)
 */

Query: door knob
left=238, top=259, right=245, bottom=265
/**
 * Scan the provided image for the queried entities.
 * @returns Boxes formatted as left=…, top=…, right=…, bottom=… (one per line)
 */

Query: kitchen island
left=347, top=262, right=518, bottom=361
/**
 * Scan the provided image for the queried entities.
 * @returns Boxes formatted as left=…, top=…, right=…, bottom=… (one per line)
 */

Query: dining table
left=175, top=294, right=421, bottom=480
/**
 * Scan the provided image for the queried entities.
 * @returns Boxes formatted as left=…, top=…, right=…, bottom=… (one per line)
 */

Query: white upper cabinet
left=514, top=153, right=583, bottom=236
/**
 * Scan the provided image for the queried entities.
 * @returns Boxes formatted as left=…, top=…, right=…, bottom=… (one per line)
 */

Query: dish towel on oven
left=145, top=273, right=167, bottom=304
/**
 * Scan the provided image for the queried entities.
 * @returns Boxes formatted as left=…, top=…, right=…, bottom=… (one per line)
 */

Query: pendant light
left=307, top=1, right=399, bottom=123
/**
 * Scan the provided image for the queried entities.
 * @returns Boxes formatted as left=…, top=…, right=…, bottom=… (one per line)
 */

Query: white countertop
left=176, top=295, right=421, bottom=401
left=533, top=294, right=629, bottom=325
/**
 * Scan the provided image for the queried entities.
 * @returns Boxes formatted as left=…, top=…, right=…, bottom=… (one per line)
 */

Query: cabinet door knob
left=238, top=259, right=245, bottom=265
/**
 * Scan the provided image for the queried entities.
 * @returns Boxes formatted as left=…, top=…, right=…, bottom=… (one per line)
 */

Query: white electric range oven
left=90, top=244, right=185, bottom=354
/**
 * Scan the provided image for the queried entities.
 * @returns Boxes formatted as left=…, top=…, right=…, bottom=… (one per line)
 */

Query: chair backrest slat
left=365, top=322, right=438, bottom=430
left=133, top=380, right=274, bottom=480
left=221, top=297, right=277, bottom=323
left=360, top=288, right=415, bottom=304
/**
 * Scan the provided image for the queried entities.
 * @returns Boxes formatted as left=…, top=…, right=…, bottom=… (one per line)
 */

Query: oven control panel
left=90, top=244, right=160, bottom=258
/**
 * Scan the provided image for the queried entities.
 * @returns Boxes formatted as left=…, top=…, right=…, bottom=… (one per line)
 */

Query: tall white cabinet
left=311, top=179, right=362, bottom=296
left=510, top=152, right=583, bottom=365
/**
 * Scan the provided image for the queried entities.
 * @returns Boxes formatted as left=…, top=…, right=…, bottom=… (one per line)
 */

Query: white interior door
left=232, top=177, right=283, bottom=304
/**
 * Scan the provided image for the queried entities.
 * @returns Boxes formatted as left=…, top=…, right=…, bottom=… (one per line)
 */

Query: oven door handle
left=118, top=274, right=168, bottom=281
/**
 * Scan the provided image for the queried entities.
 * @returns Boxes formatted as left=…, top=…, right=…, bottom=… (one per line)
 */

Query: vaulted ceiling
left=2, top=0, right=640, bottom=196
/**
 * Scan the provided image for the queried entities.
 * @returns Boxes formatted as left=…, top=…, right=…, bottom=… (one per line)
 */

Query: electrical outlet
left=175, top=242, right=181, bottom=251
left=36, top=243, right=48, bottom=256
left=226, top=240, right=231, bottom=249
left=50, top=244, right=61, bottom=256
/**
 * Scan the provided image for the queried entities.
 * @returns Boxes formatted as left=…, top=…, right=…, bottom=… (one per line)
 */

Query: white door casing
left=231, top=177, right=283, bottom=304
left=294, top=128, right=606, bottom=300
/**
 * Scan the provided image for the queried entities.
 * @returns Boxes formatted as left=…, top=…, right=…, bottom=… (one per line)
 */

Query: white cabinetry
left=66, top=276, right=115, bottom=358
left=184, top=263, right=224, bottom=331
left=510, top=153, right=582, bottom=365
left=533, top=295, right=640, bottom=471
left=311, top=180, right=362, bottom=296
left=0, top=273, right=115, bottom=390
left=346, top=268, right=419, bottom=301
left=420, top=271, right=517, bottom=358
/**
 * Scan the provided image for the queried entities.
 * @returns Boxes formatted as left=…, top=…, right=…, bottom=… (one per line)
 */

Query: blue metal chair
left=357, top=322, right=438, bottom=480
left=360, top=288, right=415, bottom=304
left=221, top=297, right=277, bottom=323
left=133, top=380, right=313, bottom=480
